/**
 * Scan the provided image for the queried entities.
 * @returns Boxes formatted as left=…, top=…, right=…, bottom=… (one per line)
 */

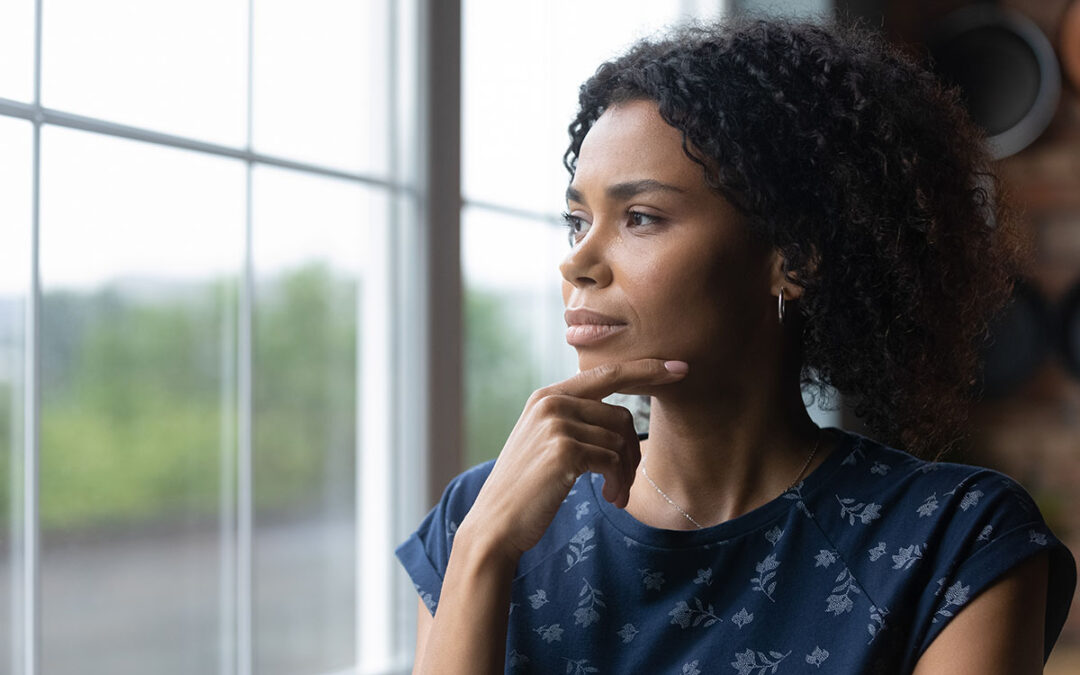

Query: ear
left=768, top=246, right=816, bottom=302
left=768, top=249, right=805, bottom=301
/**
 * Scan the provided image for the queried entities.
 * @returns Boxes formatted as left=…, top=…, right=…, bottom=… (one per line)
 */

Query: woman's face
left=560, top=99, right=778, bottom=382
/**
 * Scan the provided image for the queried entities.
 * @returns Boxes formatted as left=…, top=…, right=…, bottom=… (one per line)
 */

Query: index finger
left=544, top=359, right=689, bottom=401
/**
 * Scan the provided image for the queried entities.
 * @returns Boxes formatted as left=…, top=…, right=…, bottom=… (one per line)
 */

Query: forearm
left=415, top=524, right=517, bottom=675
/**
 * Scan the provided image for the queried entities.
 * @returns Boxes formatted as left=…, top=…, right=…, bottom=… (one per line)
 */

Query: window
left=0, top=2, right=417, bottom=674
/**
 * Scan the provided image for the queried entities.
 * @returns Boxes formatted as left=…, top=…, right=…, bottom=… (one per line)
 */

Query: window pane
left=462, top=206, right=577, bottom=467
left=0, top=116, right=32, bottom=675
left=462, top=1, right=705, bottom=214
left=0, top=0, right=34, bottom=101
left=251, top=165, right=364, bottom=674
left=39, top=127, right=245, bottom=675
left=251, top=0, right=388, bottom=175
left=42, top=0, right=247, bottom=146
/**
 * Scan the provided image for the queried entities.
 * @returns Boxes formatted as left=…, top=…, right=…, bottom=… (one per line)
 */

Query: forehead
left=572, top=99, right=704, bottom=193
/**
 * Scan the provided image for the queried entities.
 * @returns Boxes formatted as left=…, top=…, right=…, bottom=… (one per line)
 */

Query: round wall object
left=928, top=6, right=1062, bottom=159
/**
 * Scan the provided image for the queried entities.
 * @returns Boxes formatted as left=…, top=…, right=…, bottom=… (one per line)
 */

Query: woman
left=397, top=17, right=1076, bottom=674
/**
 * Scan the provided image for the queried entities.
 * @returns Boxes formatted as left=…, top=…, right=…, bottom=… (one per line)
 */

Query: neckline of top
left=588, top=425, right=862, bottom=549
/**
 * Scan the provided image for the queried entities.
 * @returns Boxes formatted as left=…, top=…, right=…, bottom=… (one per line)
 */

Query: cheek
left=631, top=262, right=720, bottom=335
left=634, top=254, right=754, bottom=347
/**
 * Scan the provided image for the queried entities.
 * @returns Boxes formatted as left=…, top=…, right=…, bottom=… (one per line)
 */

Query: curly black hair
left=563, top=17, right=1030, bottom=458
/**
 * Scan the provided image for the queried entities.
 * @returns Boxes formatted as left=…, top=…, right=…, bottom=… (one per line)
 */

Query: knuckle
left=533, top=393, right=560, bottom=415
left=555, top=442, right=587, bottom=475
left=551, top=436, right=576, bottom=460
left=527, top=387, right=551, bottom=407
left=531, top=393, right=557, bottom=412
left=546, top=416, right=572, bottom=436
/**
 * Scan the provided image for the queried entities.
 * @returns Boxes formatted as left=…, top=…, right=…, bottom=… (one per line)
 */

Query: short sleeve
left=395, top=460, right=495, bottom=616
left=914, top=471, right=1076, bottom=661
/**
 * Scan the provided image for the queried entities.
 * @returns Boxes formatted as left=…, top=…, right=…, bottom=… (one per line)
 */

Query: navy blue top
left=396, top=428, right=1076, bottom=674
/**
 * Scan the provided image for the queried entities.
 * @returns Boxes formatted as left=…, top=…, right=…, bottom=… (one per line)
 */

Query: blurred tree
left=35, top=263, right=356, bottom=532
left=464, top=288, right=539, bottom=468
left=12, top=268, right=538, bottom=530
left=40, top=280, right=229, bottom=529
left=253, top=263, right=356, bottom=517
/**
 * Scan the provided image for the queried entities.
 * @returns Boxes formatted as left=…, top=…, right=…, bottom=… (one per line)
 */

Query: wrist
left=452, top=516, right=522, bottom=573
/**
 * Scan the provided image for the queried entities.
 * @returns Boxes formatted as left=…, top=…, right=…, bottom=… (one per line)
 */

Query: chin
left=574, top=350, right=655, bottom=374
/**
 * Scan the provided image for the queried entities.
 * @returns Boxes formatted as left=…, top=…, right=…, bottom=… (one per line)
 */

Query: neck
left=627, top=352, right=829, bottom=529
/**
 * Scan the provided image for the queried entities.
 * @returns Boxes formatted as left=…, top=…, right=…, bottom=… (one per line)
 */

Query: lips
left=564, top=307, right=628, bottom=347
left=564, top=308, right=626, bottom=327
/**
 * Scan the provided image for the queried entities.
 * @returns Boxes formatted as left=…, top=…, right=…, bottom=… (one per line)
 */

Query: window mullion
left=21, top=0, right=45, bottom=670
left=21, top=112, right=41, bottom=675
left=235, top=4, right=256, bottom=674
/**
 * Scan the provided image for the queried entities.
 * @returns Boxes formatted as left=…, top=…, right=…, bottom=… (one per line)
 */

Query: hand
left=458, top=358, right=689, bottom=565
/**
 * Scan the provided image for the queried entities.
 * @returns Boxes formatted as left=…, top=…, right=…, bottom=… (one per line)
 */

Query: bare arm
left=414, top=599, right=432, bottom=671
left=409, top=359, right=688, bottom=674
left=912, top=552, right=1048, bottom=675
left=412, top=526, right=517, bottom=674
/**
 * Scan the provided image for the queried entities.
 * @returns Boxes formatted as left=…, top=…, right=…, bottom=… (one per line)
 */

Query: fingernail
left=664, top=360, right=689, bottom=374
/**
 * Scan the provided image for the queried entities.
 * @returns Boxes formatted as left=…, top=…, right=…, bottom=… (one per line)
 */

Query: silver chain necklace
left=639, top=430, right=823, bottom=530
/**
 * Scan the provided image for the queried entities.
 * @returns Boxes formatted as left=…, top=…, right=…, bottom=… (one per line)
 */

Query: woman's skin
left=412, top=99, right=1048, bottom=674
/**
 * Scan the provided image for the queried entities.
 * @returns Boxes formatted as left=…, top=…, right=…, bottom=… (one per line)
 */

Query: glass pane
left=0, top=116, right=32, bottom=675
left=462, top=206, right=577, bottom=467
left=41, top=0, right=247, bottom=146
left=462, top=1, right=708, bottom=214
left=0, top=0, right=34, bottom=101
left=251, top=165, right=364, bottom=674
left=251, top=0, right=388, bottom=175
left=39, top=126, right=244, bottom=675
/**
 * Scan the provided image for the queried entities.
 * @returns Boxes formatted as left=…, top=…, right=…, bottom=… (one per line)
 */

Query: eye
left=629, top=211, right=661, bottom=227
left=561, top=211, right=590, bottom=247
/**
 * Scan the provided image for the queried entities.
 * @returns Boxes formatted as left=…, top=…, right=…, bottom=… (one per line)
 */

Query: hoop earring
left=778, top=287, right=786, bottom=324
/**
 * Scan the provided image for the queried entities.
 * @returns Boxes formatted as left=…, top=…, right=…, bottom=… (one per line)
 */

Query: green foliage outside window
left=12, top=263, right=357, bottom=533
left=464, top=288, right=540, bottom=468
left=0, top=267, right=543, bottom=531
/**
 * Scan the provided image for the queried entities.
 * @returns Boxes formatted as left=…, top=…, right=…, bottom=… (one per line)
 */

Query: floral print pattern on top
left=751, top=554, right=780, bottom=602
left=564, top=525, right=595, bottom=571
left=396, top=429, right=1076, bottom=674
left=574, top=579, right=605, bottom=627
left=670, top=598, right=722, bottom=629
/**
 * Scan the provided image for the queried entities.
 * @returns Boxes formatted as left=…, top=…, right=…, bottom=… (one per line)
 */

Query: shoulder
left=813, top=432, right=1076, bottom=661
left=437, top=459, right=497, bottom=521
left=817, top=435, right=1058, bottom=562
left=393, top=460, right=497, bottom=615
left=811, top=435, right=1047, bottom=585
left=821, top=435, right=1042, bottom=531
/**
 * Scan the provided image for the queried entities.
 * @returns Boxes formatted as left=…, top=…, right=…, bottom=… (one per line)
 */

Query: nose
left=558, top=224, right=613, bottom=289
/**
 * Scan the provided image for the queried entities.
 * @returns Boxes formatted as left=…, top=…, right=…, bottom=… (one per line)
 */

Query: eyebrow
left=565, top=179, right=686, bottom=205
